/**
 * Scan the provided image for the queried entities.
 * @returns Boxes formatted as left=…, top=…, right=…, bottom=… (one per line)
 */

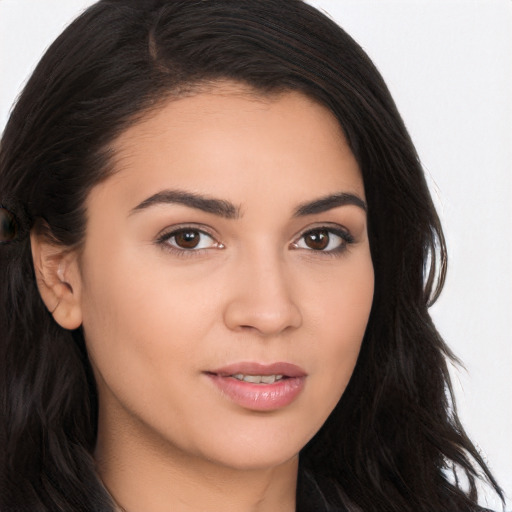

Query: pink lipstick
left=205, top=362, right=306, bottom=411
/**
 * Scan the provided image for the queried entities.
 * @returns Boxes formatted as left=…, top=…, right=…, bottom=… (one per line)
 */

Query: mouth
left=205, top=362, right=307, bottom=411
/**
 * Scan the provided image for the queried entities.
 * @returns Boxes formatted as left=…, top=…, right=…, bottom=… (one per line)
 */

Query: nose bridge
left=223, top=242, right=302, bottom=335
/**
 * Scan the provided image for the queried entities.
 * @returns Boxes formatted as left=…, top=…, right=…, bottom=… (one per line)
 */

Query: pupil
left=175, top=230, right=200, bottom=249
left=305, top=230, right=329, bottom=250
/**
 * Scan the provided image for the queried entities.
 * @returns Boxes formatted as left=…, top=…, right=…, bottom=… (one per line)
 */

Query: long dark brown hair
left=0, top=1, right=504, bottom=511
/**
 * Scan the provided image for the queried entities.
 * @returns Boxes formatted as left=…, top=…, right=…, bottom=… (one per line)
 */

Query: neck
left=95, top=408, right=298, bottom=512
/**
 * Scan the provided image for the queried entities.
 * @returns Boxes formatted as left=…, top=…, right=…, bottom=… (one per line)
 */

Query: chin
left=207, top=446, right=300, bottom=473
left=187, top=419, right=317, bottom=472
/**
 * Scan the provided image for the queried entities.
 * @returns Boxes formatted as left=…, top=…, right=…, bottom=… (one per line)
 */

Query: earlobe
left=30, top=232, right=83, bottom=330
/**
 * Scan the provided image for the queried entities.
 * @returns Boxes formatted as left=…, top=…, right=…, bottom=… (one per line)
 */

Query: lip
left=205, top=362, right=307, bottom=411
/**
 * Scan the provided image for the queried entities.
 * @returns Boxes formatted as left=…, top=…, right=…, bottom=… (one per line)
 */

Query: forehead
left=99, top=82, right=364, bottom=212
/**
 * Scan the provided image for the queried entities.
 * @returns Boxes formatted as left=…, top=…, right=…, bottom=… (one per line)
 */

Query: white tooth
left=230, top=374, right=283, bottom=384
left=243, top=375, right=262, bottom=383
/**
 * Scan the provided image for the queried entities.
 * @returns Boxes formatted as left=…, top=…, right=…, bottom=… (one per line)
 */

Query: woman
left=0, top=1, right=505, bottom=511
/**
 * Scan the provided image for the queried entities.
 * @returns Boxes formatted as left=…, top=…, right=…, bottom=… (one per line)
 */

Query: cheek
left=79, top=248, right=219, bottom=386
left=78, top=255, right=211, bottom=441
left=309, top=252, right=374, bottom=385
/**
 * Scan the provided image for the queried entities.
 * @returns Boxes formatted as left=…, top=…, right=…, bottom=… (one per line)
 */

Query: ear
left=30, top=232, right=83, bottom=330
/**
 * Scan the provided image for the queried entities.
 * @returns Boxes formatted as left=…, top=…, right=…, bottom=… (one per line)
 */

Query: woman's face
left=75, top=83, right=374, bottom=471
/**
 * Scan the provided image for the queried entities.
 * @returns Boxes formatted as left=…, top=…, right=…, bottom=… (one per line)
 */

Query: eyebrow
left=130, top=189, right=367, bottom=219
left=293, top=192, right=367, bottom=217
left=130, top=189, right=241, bottom=219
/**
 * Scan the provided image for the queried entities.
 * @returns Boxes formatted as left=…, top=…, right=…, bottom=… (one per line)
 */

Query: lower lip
left=206, top=374, right=306, bottom=411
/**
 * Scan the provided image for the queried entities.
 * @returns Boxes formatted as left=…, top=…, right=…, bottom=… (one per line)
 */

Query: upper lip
left=208, top=362, right=307, bottom=378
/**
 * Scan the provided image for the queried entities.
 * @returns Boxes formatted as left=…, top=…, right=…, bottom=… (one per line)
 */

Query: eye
left=158, top=227, right=223, bottom=252
left=292, top=227, right=353, bottom=253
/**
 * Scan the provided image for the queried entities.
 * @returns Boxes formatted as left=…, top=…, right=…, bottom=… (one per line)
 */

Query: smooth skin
left=32, top=82, right=374, bottom=512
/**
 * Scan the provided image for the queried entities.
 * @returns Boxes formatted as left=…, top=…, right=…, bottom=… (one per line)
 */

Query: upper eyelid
left=156, top=223, right=351, bottom=239
left=156, top=223, right=219, bottom=241
left=292, top=223, right=352, bottom=240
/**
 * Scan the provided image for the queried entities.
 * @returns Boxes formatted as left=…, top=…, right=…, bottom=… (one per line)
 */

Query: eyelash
left=156, top=225, right=354, bottom=258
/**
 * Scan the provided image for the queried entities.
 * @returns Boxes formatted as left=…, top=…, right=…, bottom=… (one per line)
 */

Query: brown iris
left=303, top=229, right=330, bottom=250
left=174, top=230, right=201, bottom=249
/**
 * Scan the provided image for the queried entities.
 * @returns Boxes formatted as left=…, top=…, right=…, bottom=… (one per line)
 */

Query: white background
left=1, top=0, right=510, bottom=509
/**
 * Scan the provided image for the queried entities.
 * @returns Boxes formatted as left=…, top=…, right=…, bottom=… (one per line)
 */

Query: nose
left=223, top=249, right=303, bottom=336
